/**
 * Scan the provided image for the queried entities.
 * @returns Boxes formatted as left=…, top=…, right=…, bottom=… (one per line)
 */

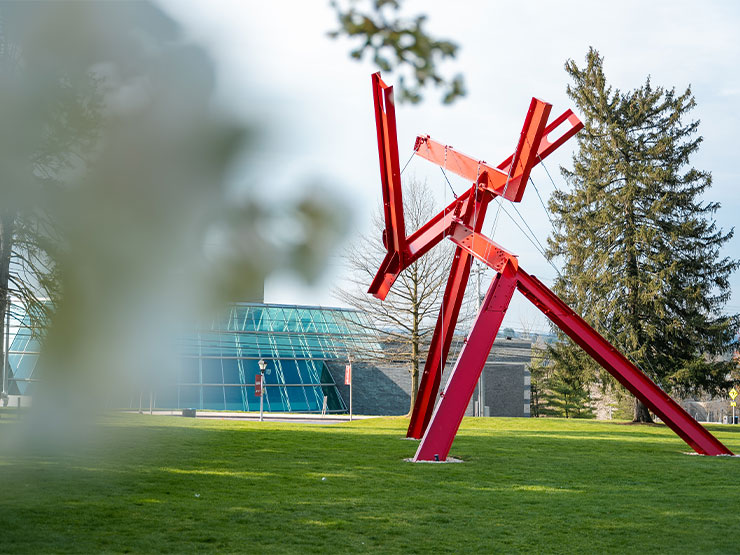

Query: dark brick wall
left=444, top=338, right=532, bottom=417
left=326, top=337, right=532, bottom=417
left=325, top=361, right=410, bottom=416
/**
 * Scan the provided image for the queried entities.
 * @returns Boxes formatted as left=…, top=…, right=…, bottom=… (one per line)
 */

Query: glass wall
left=5, top=302, right=380, bottom=413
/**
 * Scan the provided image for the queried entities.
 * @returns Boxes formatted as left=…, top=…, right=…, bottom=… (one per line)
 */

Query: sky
left=159, top=0, right=740, bottom=333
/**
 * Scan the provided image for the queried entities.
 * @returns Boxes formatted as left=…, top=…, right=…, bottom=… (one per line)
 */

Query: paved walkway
left=128, top=410, right=378, bottom=425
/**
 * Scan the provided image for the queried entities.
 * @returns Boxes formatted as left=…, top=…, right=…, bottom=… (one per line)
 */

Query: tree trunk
left=408, top=352, right=419, bottom=417
left=407, top=276, right=420, bottom=416
left=0, top=211, right=16, bottom=399
left=633, top=398, right=653, bottom=423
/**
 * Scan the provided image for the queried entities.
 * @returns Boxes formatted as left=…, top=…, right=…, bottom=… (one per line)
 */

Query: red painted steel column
left=515, top=269, right=733, bottom=456
left=414, top=261, right=518, bottom=461
left=407, top=245, right=472, bottom=439
left=407, top=193, right=491, bottom=439
left=368, top=73, right=407, bottom=300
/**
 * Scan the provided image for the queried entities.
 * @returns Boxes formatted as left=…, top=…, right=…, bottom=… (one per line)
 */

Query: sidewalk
left=126, top=409, right=378, bottom=424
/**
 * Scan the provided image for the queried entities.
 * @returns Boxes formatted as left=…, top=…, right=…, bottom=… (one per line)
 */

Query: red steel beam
left=369, top=95, right=583, bottom=301
left=448, top=219, right=518, bottom=274
left=369, top=189, right=472, bottom=300
left=407, top=192, right=491, bottom=438
left=414, top=261, right=518, bottom=461
left=498, top=97, right=551, bottom=202
left=413, top=101, right=582, bottom=203
left=368, top=73, right=406, bottom=299
left=417, top=221, right=732, bottom=458
left=515, top=270, right=733, bottom=457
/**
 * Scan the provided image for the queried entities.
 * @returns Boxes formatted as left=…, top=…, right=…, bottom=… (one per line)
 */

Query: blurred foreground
left=0, top=2, right=344, bottom=454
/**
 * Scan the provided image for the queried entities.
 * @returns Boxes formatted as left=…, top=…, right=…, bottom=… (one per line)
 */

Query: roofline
left=230, top=301, right=361, bottom=313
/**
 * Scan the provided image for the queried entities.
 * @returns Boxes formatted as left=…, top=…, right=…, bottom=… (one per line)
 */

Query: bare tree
left=0, top=24, right=102, bottom=403
left=335, top=178, right=474, bottom=414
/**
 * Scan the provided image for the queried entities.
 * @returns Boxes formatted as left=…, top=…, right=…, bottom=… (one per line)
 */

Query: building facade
left=4, top=301, right=532, bottom=417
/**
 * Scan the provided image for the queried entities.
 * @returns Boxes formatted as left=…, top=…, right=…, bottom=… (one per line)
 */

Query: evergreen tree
left=528, top=347, right=549, bottom=417
left=539, top=345, right=595, bottom=419
left=547, top=48, right=739, bottom=422
left=540, top=373, right=594, bottom=419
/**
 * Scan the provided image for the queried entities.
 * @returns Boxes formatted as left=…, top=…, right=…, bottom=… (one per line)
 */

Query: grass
left=1, top=413, right=739, bottom=553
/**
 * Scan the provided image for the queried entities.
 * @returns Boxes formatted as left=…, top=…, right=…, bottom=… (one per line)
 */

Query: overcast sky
left=160, top=0, right=740, bottom=332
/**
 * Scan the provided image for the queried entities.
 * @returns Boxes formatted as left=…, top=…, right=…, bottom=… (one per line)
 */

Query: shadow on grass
left=1, top=415, right=739, bottom=553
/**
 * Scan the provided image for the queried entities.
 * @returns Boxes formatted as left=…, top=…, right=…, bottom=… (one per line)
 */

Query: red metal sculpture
left=368, top=72, right=733, bottom=460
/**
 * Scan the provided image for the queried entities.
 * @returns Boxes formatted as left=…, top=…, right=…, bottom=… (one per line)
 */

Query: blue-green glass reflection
left=4, top=302, right=380, bottom=413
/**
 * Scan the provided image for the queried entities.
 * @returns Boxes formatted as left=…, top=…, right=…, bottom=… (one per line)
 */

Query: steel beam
left=368, top=73, right=406, bottom=299
left=515, top=269, right=733, bottom=456
left=370, top=97, right=583, bottom=301
left=407, top=192, right=491, bottom=438
left=413, top=101, right=582, bottom=203
left=414, top=261, right=518, bottom=461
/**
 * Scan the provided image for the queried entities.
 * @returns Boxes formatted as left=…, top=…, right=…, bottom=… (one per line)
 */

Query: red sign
left=345, top=364, right=352, bottom=385
left=255, top=375, right=262, bottom=397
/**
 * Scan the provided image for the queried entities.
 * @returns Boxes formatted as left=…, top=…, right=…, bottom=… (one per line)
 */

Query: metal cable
left=529, top=176, right=556, bottom=230
left=439, top=167, right=458, bottom=199
left=497, top=202, right=563, bottom=279
left=400, top=149, right=416, bottom=176
left=537, top=155, right=561, bottom=193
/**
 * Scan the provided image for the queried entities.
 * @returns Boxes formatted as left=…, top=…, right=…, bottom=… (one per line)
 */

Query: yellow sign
left=730, top=387, right=738, bottom=400
left=732, top=401, right=737, bottom=407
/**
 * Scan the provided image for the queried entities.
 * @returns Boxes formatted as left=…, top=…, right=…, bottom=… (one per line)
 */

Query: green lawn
left=1, top=414, right=739, bottom=553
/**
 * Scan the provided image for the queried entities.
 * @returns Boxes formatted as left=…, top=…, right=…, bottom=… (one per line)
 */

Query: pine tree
left=539, top=346, right=595, bottom=419
left=540, top=374, right=594, bottom=419
left=547, top=48, right=739, bottom=422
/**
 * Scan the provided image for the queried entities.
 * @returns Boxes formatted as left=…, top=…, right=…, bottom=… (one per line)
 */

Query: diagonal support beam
left=369, top=90, right=583, bottom=301
left=515, top=270, right=733, bottom=457
left=407, top=191, right=491, bottom=439
left=413, top=100, right=582, bottom=202
left=414, top=261, right=518, bottom=461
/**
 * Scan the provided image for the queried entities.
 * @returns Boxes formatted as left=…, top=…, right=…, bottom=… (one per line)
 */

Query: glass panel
left=322, top=311, right=341, bottom=334
left=199, top=334, right=222, bottom=357
left=298, top=309, right=315, bottom=332
left=179, top=386, right=200, bottom=409
left=294, top=360, right=315, bottom=384
left=265, top=383, right=284, bottom=411
left=320, top=363, right=346, bottom=412
left=279, top=359, right=301, bottom=384
left=235, top=335, right=260, bottom=357
left=283, top=308, right=300, bottom=332
left=303, top=335, right=321, bottom=357
left=180, top=358, right=200, bottom=384
left=10, top=329, right=31, bottom=351
left=222, top=359, right=241, bottom=385
left=203, top=385, right=226, bottom=410
left=304, top=385, right=323, bottom=411
left=245, top=307, right=263, bottom=332
left=224, top=386, right=245, bottom=411
left=202, top=358, right=223, bottom=384
left=310, top=309, right=328, bottom=333
left=264, top=307, right=282, bottom=331
left=285, top=385, right=311, bottom=412
left=245, top=382, right=261, bottom=409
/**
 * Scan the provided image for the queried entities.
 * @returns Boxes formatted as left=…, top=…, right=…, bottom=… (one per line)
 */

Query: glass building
left=4, top=302, right=380, bottom=414
left=4, top=307, right=39, bottom=397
